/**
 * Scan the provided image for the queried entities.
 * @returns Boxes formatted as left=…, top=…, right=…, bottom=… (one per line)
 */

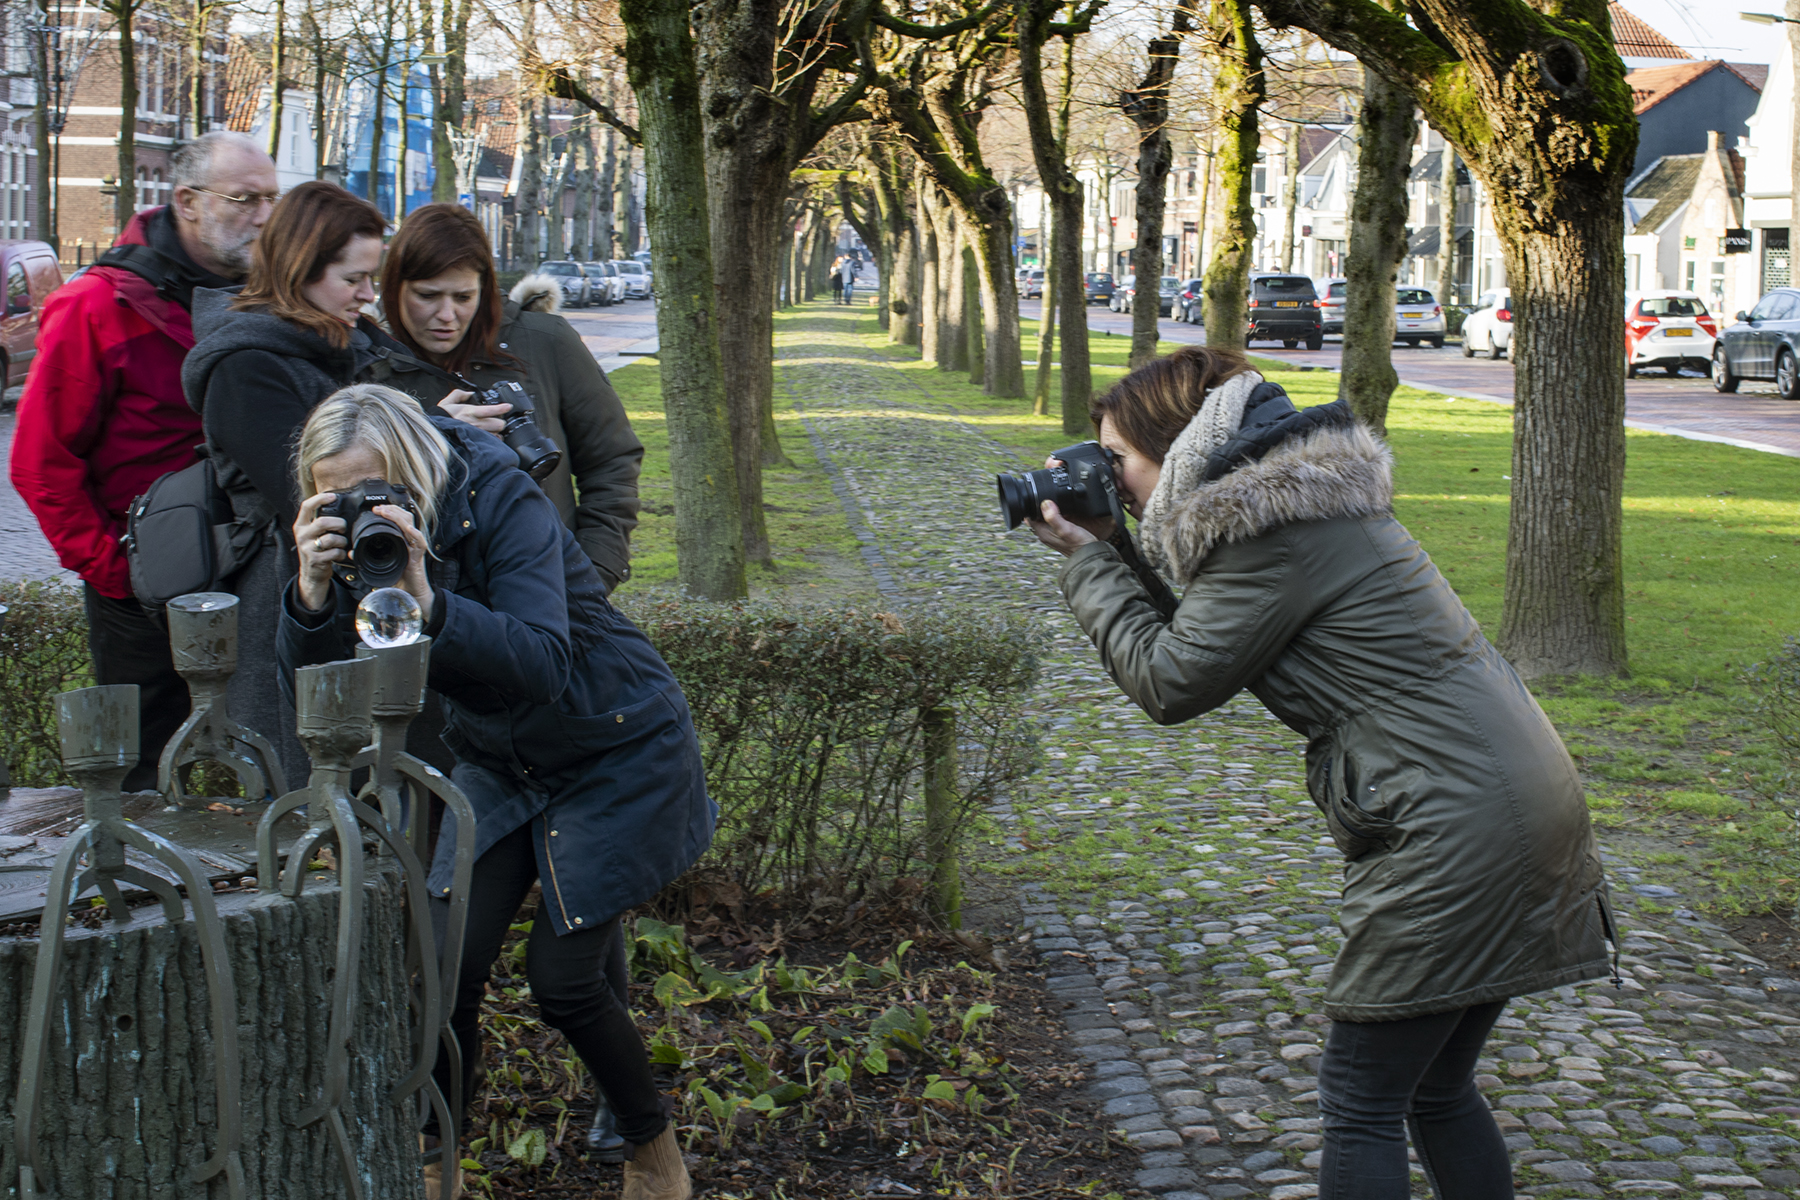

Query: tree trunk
left=1122, top=0, right=1196, bottom=366
left=1337, top=63, right=1413, bottom=435
left=268, top=0, right=285, bottom=161
left=1017, top=0, right=1092, bottom=433
left=1280, top=121, right=1300, bottom=271
left=941, top=208, right=968, bottom=373
left=307, top=8, right=330, bottom=181
left=0, top=875, right=419, bottom=1199
left=515, top=38, right=541, bottom=265
left=1437, top=145, right=1459, bottom=304
left=368, top=51, right=387, bottom=218
left=1033, top=221, right=1056, bottom=417
left=433, top=0, right=470, bottom=202
left=186, top=1, right=206, bottom=140
left=597, top=118, right=618, bottom=256
left=621, top=0, right=748, bottom=600
left=571, top=125, right=593, bottom=259
left=1255, top=0, right=1637, bottom=677
left=620, top=143, right=640, bottom=254
left=887, top=191, right=919, bottom=345
left=114, top=0, right=139, bottom=234
left=963, top=236, right=984, bottom=385
left=1199, top=0, right=1263, bottom=355
left=917, top=193, right=940, bottom=363
left=544, top=119, right=567, bottom=261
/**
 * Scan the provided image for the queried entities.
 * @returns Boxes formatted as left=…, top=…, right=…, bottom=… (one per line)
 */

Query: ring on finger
left=315, top=537, right=326, bottom=552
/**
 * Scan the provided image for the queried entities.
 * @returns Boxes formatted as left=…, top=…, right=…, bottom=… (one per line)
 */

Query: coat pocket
left=1320, top=753, right=1396, bottom=861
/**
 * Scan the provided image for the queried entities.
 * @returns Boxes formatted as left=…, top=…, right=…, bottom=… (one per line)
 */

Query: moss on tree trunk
left=1337, top=63, right=1414, bottom=435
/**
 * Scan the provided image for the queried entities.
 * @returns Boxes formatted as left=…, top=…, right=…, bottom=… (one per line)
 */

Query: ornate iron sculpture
left=13, top=684, right=246, bottom=1200
left=157, top=592, right=287, bottom=803
left=254, top=642, right=476, bottom=1200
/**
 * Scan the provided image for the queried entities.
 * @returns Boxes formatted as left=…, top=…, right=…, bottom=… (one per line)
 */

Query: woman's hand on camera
left=374, top=503, right=436, bottom=622
left=439, top=387, right=512, bottom=435
left=294, top=493, right=346, bottom=612
left=1028, top=500, right=1110, bottom=557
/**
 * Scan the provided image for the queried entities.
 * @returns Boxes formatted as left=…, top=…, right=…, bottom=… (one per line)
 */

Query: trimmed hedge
left=0, top=580, right=91, bottom=787
left=0, top=586, right=1042, bottom=904
left=620, top=598, right=1041, bottom=900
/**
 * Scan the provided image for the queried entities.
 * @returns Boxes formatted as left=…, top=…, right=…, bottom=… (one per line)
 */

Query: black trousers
left=1316, top=1000, right=1512, bottom=1199
left=83, top=585, right=190, bottom=792
left=428, top=822, right=666, bottom=1145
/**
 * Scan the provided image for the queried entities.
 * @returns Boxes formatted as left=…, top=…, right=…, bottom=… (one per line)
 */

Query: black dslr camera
left=322, top=479, right=419, bottom=592
left=997, top=441, right=1178, bottom=616
left=997, top=441, right=1128, bottom=532
left=467, top=378, right=562, bottom=481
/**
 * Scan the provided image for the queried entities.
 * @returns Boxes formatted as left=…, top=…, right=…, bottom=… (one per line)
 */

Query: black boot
left=588, top=1091, right=628, bottom=1163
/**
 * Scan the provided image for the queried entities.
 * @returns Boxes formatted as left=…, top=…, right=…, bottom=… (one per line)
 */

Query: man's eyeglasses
left=191, top=188, right=281, bottom=208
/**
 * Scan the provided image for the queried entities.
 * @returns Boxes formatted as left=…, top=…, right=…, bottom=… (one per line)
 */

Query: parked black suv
left=1248, top=273, right=1323, bottom=349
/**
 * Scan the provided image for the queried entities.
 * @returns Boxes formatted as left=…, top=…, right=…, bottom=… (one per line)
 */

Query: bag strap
left=372, top=345, right=479, bottom=394
left=95, top=243, right=209, bottom=310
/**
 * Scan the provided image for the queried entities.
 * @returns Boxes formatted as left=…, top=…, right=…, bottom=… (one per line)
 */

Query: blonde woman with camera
left=285, top=383, right=711, bottom=1200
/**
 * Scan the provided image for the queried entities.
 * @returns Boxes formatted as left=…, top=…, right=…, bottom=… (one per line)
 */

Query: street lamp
left=1739, top=10, right=1795, bottom=21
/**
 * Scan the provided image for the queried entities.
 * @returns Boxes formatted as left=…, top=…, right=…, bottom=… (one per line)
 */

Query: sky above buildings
left=1621, top=0, right=1779, bottom=65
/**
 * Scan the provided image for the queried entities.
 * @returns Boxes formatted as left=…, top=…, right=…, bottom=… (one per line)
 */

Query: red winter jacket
left=9, top=208, right=207, bottom=599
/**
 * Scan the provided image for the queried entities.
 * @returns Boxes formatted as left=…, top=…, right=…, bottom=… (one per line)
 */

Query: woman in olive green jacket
left=1028, top=345, right=1611, bottom=1200
left=375, top=203, right=643, bottom=594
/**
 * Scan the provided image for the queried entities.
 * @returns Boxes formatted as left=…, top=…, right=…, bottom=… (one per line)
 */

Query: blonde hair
left=296, top=384, right=452, bottom=538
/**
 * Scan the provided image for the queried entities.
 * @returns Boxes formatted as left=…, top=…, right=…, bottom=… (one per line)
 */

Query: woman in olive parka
left=1026, top=345, right=1612, bottom=1200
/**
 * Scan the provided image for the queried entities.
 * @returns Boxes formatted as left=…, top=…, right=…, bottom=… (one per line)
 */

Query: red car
left=1, top=241, right=65, bottom=388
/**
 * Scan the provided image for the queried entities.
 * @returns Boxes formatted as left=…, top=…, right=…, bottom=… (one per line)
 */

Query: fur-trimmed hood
left=509, top=273, right=563, bottom=313
left=1157, top=421, right=1394, bottom=584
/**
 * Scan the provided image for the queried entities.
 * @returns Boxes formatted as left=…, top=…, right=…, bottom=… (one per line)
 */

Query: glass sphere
left=356, top=587, right=424, bottom=648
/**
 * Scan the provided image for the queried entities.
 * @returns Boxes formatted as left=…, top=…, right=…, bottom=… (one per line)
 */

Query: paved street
left=1029, top=300, right=1800, bottom=459
left=781, top=304, right=1800, bottom=1200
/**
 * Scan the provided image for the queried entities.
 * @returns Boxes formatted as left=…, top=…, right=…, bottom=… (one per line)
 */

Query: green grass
left=605, top=357, right=866, bottom=598
left=608, top=301, right=1800, bottom=914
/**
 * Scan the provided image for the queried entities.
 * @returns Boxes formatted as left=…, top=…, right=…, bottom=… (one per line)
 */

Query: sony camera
left=322, top=479, right=419, bottom=592
left=475, top=379, right=562, bottom=481
left=997, top=440, right=1127, bottom=532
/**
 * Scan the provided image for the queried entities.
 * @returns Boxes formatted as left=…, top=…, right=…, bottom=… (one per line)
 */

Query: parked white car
left=1460, top=288, right=1513, bottom=359
left=584, top=261, right=626, bottom=306
left=1394, top=286, right=1446, bottom=348
left=1625, top=290, right=1717, bottom=378
left=610, top=259, right=652, bottom=299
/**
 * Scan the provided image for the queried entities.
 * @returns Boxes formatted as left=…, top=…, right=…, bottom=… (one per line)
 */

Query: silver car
left=584, top=262, right=626, bottom=306
left=610, top=259, right=652, bottom=299
left=1394, top=286, right=1446, bottom=348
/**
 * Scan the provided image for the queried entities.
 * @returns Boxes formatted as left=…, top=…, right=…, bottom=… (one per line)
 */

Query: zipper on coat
left=542, top=820, right=575, bottom=930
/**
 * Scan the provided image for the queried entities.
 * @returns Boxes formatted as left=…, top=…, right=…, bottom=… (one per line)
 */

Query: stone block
left=1134, top=1166, right=1200, bottom=1189
left=1532, top=1161, right=1597, bottom=1182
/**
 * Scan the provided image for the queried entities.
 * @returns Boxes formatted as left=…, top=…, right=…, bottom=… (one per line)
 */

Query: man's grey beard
left=196, top=220, right=256, bottom=278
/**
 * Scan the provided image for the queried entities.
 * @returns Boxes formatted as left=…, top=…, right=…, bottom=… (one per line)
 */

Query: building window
left=1684, top=260, right=1695, bottom=291
left=1709, top=261, right=1725, bottom=302
left=1683, top=236, right=1697, bottom=250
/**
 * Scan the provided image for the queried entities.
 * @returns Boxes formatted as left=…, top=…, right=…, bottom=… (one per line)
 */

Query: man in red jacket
left=10, top=131, right=277, bottom=789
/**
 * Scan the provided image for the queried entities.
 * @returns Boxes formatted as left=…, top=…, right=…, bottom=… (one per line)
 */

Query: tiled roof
left=1624, top=153, right=1701, bottom=234
left=222, top=36, right=272, bottom=134
left=1626, top=60, right=1743, bottom=115
left=1611, top=4, right=1693, bottom=59
left=1729, top=62, right=1770, bottom=92
left=1298, top=126, right=1347, bottom=174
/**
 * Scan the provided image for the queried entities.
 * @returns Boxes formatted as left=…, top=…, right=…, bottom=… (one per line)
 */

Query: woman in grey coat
left=1027, top=345, right=1612, bottom=1200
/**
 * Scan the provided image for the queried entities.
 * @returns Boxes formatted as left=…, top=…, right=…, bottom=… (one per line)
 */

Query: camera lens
left=349, top=512, right=409, bottom=589
left=997, top=473, right=1041, bottom=530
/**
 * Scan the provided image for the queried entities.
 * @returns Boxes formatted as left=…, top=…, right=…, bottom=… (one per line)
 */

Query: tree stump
left=0, top=872, right=423, bottom=1199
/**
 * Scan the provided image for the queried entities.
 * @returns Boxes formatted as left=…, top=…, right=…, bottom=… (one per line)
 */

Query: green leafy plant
left=0, top=580, right=92, bottom=788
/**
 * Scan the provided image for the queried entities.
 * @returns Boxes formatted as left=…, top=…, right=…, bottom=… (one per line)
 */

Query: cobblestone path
left=778, top=310, right=1800, bottom=1199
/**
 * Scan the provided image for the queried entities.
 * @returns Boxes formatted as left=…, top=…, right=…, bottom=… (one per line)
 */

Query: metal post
left=159, top=592, right=287, bottom=803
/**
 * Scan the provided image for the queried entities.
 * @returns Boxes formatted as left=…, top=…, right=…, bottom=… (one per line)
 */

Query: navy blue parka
left=277, top=417, right=713, bottom=934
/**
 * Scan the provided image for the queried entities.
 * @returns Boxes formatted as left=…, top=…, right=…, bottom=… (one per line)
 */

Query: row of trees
left=592, top=0, right=1634, bottom=683
left=35, top=0, right=1636, bottom=679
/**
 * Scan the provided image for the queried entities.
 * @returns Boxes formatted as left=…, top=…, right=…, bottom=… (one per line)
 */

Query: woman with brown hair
left=181, top=180, right=399, bottom=784
left=375, top=202, right=642, bottom=594
left=1027, top=345, right=1611, bottom=1200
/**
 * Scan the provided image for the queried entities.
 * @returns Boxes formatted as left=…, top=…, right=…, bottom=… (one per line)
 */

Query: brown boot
left=621, top=1126, right=690, bottom=1200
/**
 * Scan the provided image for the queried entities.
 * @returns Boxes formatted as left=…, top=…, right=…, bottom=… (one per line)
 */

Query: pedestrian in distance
left=1026, top=344, right=1612, bottom=1200
left=282, top=383, right=713, bottom=1200
left=829, top=256, right=845, bottom=304
left=181, top=181, right=402, bottom=787
left=9, top=131, right=279, bottom=791
left=374, top=202, right=644, bottom=596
